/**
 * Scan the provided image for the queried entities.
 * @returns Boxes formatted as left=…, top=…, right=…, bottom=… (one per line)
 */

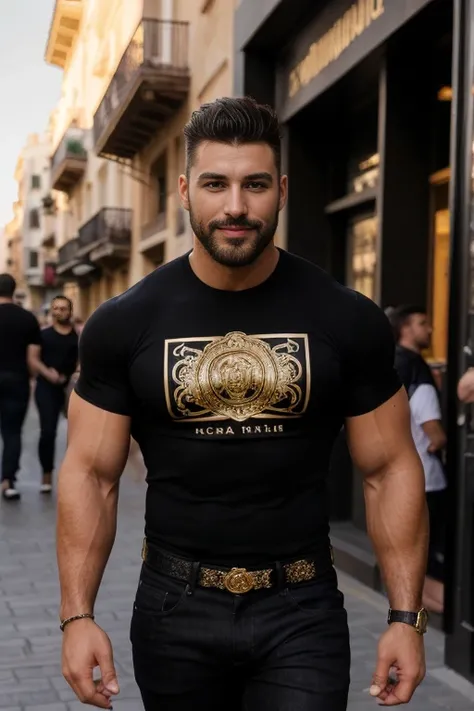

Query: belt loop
left=274, top=561, right=285, bottom=591
left=188, top=561, right=200, bottom=595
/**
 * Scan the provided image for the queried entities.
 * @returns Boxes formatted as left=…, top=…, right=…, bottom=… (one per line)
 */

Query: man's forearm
left=29, top=357, right=51, bottom=380
left=57, top=461, right=119, bottom=619
left=364, top=459, right=428, bottom=610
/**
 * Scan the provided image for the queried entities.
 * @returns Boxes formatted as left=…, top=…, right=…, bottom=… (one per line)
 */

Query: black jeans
left=0, top=372, right=30, bottom=484
left=131, top=562, right=350, bottom=710
left=35, top=380, right=65, bottom=474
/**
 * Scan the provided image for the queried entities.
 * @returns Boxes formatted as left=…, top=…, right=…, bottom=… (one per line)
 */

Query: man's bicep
left=345, top=387, right=418, bottom=476
left=27, top=343, right=41, bottom=365
left=410, top=384, right=441, bottom=425
left=64, top=392, right=131, bottom=484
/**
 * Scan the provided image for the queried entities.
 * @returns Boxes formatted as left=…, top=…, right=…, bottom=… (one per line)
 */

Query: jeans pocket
left=285, top=580, right=346, bottom=617
left=134, top=577, right=189, bottom=618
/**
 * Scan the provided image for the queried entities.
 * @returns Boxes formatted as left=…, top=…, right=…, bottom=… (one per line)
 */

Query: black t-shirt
left=394, top=345, right=437, bottom=398
left=38, top=326, right=79, bottom=387
left=76, top=250, right=400, bottom=565
left=0, top=303, right=41, bottom=377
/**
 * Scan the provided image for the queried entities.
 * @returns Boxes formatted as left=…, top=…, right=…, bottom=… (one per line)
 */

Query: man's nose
left=224, top=186, right=248, bottom=218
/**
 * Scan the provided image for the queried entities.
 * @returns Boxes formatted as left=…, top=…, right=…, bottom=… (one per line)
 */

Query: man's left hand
left=370, top=623, right=426, bottom=705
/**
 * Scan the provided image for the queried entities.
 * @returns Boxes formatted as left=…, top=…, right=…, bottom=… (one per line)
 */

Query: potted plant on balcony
left=42, top=194, right=56, bottom=215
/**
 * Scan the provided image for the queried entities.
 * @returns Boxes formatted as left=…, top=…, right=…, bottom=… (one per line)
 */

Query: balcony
left=45, top=0, right=83, bottom=70
left=78, top=208, right=132, bottom=265
left=93, top=19, right=190, bottom=159
left=57, top=237, right=80, bottom=276
left=51, top=125, right=87, bottom=193
left=42, top=232, right=56, bottom=249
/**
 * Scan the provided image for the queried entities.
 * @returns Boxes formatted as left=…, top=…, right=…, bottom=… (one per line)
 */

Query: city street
left=0, top=404, right=473, bottom=711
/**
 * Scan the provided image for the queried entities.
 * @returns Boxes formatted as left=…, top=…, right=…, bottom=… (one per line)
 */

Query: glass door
left=346, top=213, right=378, bottom=301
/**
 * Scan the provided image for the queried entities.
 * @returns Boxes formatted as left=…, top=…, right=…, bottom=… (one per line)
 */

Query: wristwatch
left=387, top=608, right=428, bottom=634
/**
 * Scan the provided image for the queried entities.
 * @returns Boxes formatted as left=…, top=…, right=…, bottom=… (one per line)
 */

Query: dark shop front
left=235, top=0, right=474, bottom=684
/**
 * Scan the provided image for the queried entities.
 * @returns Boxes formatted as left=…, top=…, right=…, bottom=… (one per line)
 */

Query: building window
left=150, top=152, right=167, bottom=219
left=29, top=208, right=40, bottom=229
left=31, top=174, right=41, bottom=190
left=29, top=250, right=39, bottom=269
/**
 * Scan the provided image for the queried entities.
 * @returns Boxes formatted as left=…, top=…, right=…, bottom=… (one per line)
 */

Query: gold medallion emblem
left=223, top=568, right=255, bottom=594
left=194, top=332, right=278, bottom=422
left=164, top=331, right=310, bottom=422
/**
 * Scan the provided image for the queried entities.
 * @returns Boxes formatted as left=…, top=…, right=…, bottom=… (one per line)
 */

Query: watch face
left=416, top=608, right=428, bottom=633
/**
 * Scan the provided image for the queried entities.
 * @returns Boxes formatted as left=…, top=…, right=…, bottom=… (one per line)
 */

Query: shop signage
left=288, top=0, right=385, bottom=98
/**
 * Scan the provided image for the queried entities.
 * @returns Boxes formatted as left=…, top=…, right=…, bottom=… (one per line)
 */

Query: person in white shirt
left=387, top=305, right=447, bottom=614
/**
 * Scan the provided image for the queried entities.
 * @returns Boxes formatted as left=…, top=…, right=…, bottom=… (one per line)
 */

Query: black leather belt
left=141, top=539, right=334, bottom=594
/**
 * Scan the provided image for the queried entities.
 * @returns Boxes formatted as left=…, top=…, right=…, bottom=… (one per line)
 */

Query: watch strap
left=387, top=609, right=418, bottom=626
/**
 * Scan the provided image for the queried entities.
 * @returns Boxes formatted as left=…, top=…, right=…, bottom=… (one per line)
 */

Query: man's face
left=179, top=141, right=287, bottom=268
left=406, top=313, right=432, bottom=350
left=51, top=299, right=72, bottom=325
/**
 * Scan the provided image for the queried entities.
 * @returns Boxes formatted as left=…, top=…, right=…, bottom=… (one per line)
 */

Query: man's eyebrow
left=198, top=172, right=227, bottom=181
left=197, top=172, right=274, bottom=182
left=243, top=172, right=273, bottom=183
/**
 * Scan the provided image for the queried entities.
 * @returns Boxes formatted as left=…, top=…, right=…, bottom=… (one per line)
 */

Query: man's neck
left=188, top=240, right=279, bottom=291
left=398, top=339, right=420, bottom=355
left=53, top=322, right=73, bottom=335
left=0, top=297, right=13, bottom=305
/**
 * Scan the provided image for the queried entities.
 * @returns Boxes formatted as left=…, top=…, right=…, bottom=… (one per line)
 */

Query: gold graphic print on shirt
left=164, top=331, right=310, bottom=422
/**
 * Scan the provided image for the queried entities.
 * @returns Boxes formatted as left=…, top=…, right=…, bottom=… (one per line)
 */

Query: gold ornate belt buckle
left=223, top=567, right=255, bottom=594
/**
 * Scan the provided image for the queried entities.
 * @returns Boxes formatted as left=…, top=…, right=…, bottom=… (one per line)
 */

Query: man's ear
left=178, top=174, right=190, bottom=211
left=278, top=174, right=288, bottom=212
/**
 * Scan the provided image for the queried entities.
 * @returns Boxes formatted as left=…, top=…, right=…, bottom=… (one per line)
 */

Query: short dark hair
left=0, top=273, right=16, bottom=298
left=183, top=96, right=282, bottom=174
left=52, top=295, right=73, bottom=311
left=386, top=304, right=426, bottom=342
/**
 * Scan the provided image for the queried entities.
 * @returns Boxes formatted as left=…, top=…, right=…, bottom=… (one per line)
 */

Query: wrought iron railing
left=78, top=208, right=132, bottom=250
left=58, top=238, right=79, bottom=267
left=93, top=19, right=189, bottom=145
left=51, top=125, right=87, bottom=172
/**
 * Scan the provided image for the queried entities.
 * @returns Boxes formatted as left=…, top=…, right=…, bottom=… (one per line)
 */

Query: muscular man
left=58, top=98, right=428, bottom=711
left=35, top=296, right=78, bottom=493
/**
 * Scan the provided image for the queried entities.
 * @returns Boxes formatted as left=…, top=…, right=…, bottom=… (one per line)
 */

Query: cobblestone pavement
left=0, top=404, right=473, bottom=710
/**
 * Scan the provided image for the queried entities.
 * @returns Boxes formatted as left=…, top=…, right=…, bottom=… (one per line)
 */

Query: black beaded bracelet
left=60, top=613, right=95, bottom=632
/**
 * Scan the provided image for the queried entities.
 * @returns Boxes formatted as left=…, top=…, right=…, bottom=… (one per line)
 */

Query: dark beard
left=189, top=205, right=279, bottom=268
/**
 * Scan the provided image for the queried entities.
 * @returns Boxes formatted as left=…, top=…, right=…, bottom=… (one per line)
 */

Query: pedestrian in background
left=0, top=274, right=61, bottom=500
left=35, top=295, right=78, bottom=494
left=387, top=305, right=447, bottom=614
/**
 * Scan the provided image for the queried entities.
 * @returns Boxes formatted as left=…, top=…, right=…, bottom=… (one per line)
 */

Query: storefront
left=235, top=0, right=474, bottom=684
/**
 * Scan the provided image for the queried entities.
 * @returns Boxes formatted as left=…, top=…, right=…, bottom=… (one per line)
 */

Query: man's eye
left=204, top=181, right=225, bottom=189
left=245, top=182, right=266, bottom=190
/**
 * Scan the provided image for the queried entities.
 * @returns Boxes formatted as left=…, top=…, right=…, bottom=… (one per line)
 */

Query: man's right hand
left=62, top=619, right=119, bottom=708
left=46, top=368, right=63, bottom=384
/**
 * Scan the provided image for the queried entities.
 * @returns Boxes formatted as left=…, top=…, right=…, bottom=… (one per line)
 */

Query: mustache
left=209, top=217, right=263, bottom=231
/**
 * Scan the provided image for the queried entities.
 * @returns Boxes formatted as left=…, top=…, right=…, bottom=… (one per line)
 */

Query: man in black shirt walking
left=57, top=98, right=428, bottom=710
left=0, top=274, right=61, bottom=500
left=35, top=296, right=78, bottom=494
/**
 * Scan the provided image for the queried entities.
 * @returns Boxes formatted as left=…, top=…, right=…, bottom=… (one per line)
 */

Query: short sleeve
left=27, top=314, right=41, bottom=345
left=410, top=384, right=442, bottom=426
left=344, top=294, right=401, bottom=417
left=74, top=299, right=131, bottom=416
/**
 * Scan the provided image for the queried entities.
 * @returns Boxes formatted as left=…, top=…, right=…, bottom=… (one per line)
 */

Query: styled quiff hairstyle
left=183, top=96, right=282, bottom=175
